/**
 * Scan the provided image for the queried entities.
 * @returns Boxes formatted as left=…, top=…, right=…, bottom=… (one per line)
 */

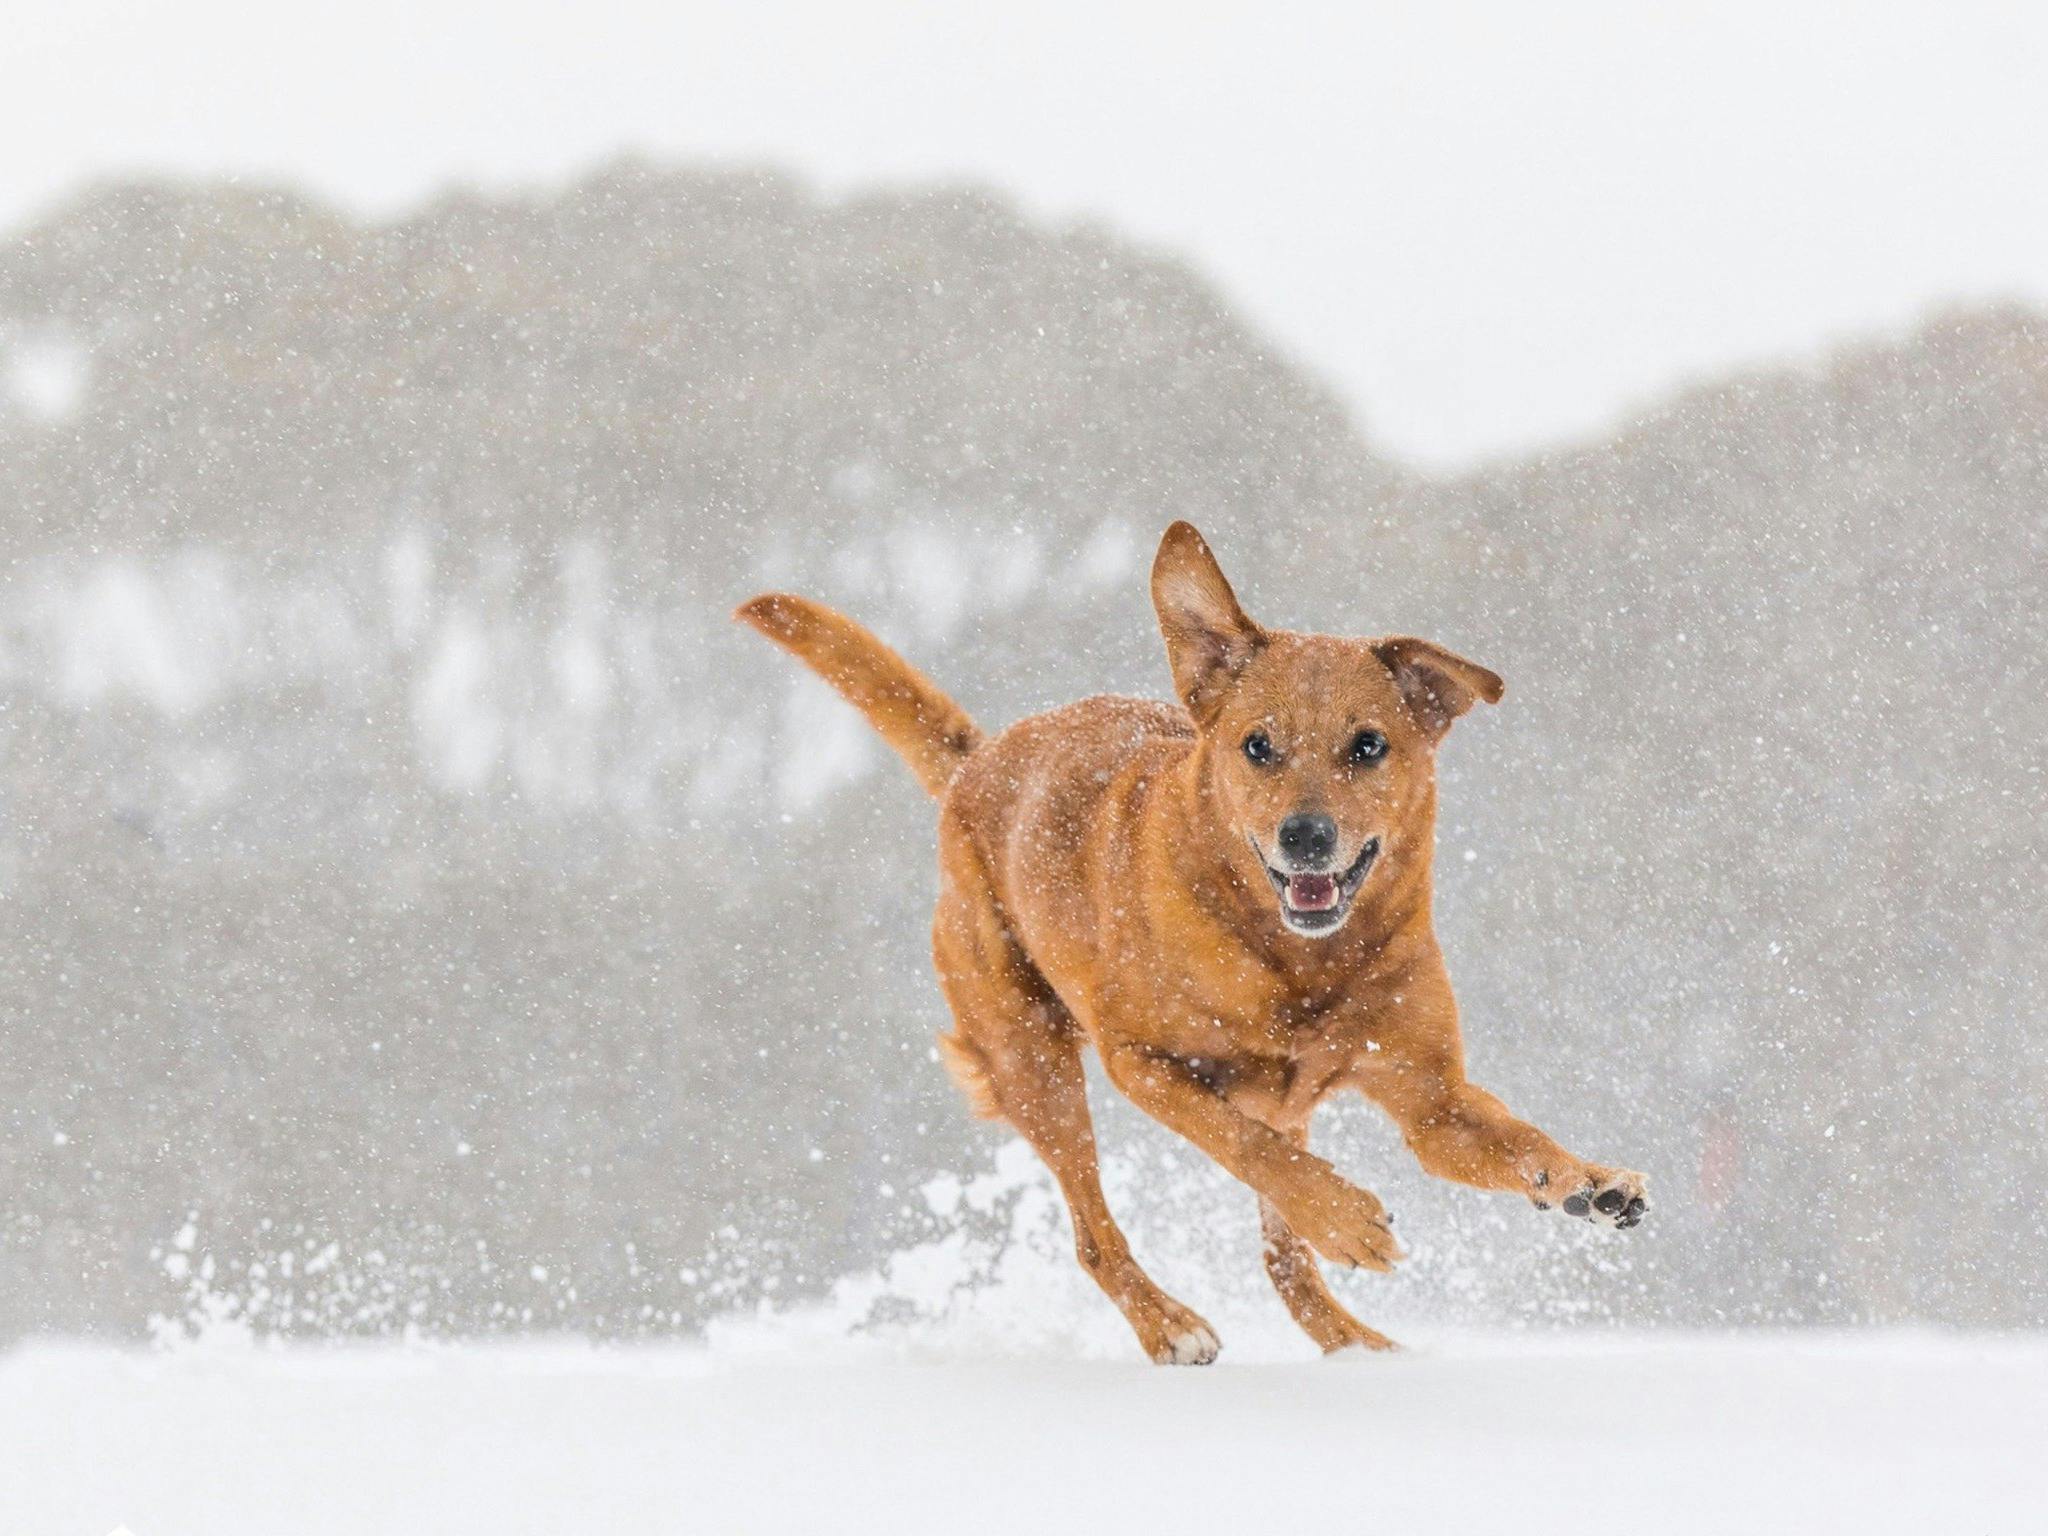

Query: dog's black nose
left=1276, top=812, right=1339, bottom=869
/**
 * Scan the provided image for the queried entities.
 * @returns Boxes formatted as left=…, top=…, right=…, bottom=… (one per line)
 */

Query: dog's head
left=1152, top=521, right=1502, bottom=939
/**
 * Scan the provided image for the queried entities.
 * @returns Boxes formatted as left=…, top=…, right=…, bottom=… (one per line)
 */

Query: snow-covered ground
left=4, top=1329, right=2041, bottom=1535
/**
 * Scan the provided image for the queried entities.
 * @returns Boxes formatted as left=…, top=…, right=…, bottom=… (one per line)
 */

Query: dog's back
left=943, top=694, right=1190, bottom=876
left=939, top=696, right=1192, bottom=990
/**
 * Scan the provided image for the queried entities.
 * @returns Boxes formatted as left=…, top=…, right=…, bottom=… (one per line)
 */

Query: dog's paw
left=1283, top=1179, right=1404, bottom=1272
left=1322, top=1324, right=1399, bottom=1357
left=1540, top=1166, right=1648, bottom=1230
left=1157, top=1323, right=1222, bottom=1366
left=1141, top=1297, right=1222, bottom=1365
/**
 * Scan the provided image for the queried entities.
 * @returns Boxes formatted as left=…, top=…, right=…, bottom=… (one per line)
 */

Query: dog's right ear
left=1152, top=521, right=1266, bottom=720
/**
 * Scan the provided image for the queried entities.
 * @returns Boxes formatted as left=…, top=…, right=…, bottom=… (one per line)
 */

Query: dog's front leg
left=1366, top=1056, right=1649, bottom=1231
left=1101, top=1041, right=1403, bottom=1271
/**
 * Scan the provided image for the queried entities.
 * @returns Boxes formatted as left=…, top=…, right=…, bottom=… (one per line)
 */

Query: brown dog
left=739, top=522, right=1646, bottom=1362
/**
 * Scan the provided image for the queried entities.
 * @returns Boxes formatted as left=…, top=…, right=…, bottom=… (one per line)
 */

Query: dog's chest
left=1159, top=986, right=1367, bottom=1116
left=1193, top=1032, right=1360, bottom=1125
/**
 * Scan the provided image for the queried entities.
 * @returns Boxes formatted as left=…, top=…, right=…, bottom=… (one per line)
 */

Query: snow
left=3, top=1331, right=2039, bottom=1535
left=1, top=329, right=89, bottom=422
left=2, top=28, right=2042, bottom=1530
left=62, top=1148, right=2042, bottom=1531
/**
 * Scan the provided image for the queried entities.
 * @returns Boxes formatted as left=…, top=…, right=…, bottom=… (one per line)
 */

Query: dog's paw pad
left=1559, top=1170, right=1648, bottom=1230
left=1158, top=1325, right=1221, bottom=1366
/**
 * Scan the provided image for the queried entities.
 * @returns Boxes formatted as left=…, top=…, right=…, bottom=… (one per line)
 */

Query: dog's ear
left=1373, top=636, right=1504, bottom=742
left=1152, top=521, right=1266, bottom=720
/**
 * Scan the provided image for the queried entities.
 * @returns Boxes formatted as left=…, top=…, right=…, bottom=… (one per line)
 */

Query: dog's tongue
left=1286, top=873, right=1338, bottom=911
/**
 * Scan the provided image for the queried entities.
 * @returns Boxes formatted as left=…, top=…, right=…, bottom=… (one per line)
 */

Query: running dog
left=738, top=522, right=1646, bottom=1362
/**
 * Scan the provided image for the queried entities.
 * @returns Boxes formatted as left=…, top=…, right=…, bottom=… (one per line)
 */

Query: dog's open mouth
left=1256, top=836, right=1380, bottom=935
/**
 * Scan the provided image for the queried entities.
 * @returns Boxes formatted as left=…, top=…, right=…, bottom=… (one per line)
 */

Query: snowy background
left=0, top=7, right=2045, bottom=1527
left=4, top=162, right=2043, bottom=1348
left=4, top=6, right=2048, bottom=1531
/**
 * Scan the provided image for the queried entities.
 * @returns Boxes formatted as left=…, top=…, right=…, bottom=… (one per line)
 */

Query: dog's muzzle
left=1253, top=834, right=1381, bottom=935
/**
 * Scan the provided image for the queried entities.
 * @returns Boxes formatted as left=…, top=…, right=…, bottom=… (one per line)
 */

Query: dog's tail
left=734, top=593, right=983, bottom=799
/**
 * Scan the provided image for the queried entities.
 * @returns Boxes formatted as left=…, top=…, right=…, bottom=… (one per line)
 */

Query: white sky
left=5, top=1, right=2045, bottom=467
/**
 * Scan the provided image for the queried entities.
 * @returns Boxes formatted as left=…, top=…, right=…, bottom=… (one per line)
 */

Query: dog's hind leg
left=933, top=866, right=1219, bottom=1365
left=1240, top=1111, right=1397, bottom=1355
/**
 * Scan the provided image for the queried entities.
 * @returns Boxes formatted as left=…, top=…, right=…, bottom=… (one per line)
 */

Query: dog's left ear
left=1373, top=637, right=1504, bottom=742
left=1152, top=521, right=1266, bottom=721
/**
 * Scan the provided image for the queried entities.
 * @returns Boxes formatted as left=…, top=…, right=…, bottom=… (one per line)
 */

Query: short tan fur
left=738, top=522, right=1645, bottom=1362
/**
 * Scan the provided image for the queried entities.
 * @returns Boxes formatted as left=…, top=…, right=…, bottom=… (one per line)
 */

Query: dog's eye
left=1349, top=729, right=1388, bottom=765
left=1242, top=731, right=1276, bottom=766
